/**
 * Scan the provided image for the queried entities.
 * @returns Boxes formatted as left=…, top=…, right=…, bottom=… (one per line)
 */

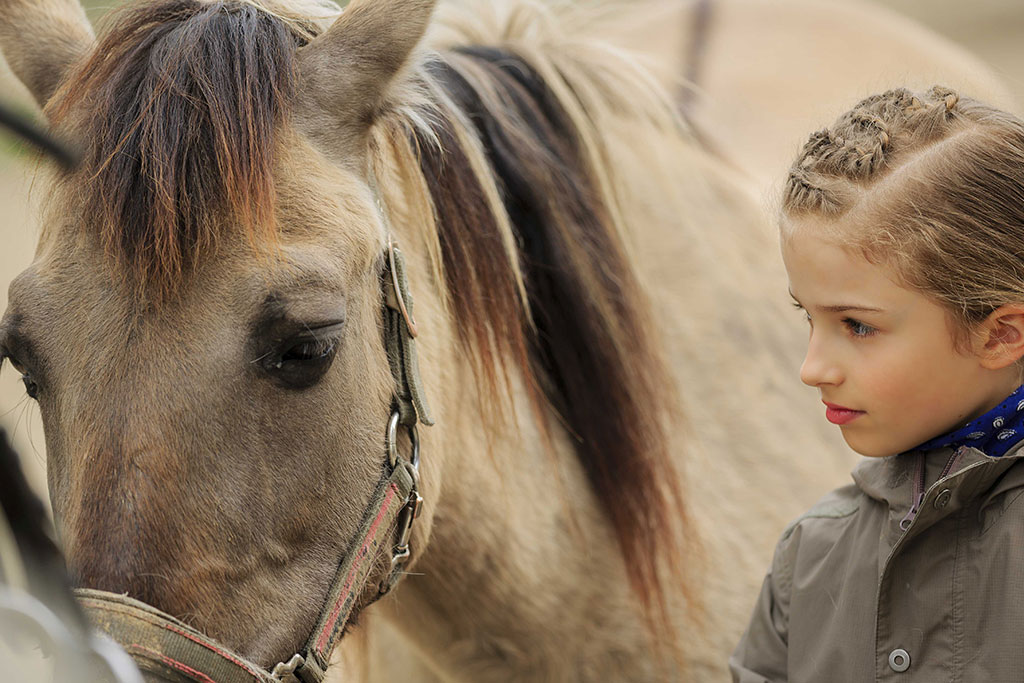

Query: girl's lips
left=824, top=402, right=865, bottom=425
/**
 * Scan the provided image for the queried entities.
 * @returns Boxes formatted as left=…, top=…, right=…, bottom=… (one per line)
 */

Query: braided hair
left=782, top=86, right=1024, bottom=343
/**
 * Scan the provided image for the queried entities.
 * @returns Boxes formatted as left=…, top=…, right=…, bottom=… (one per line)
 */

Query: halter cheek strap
left=281, top=240, right=432, bottom=681
left=75, top=239, right=433, bottom=683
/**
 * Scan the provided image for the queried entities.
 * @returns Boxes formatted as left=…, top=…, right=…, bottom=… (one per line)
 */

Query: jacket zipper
left=898, top=448, right=962, bottom=531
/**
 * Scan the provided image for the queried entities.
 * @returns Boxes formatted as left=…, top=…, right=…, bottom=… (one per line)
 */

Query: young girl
left=730, top=86, right=1024, bottom=682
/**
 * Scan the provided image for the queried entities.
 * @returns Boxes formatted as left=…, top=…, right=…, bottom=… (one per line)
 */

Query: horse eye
left=4, top=354, right=38, bottom=400
left=263, top=335, right=339, bottom=389
left=282, top=339, right=336, bottom=363
left=21, top=374, right=39, bottom=400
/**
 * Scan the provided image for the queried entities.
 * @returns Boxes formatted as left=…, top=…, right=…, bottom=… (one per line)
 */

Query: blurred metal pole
left=0, top=100, right=78, bottom=170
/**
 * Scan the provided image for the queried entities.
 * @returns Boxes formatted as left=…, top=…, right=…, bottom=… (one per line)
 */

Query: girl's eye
left=843, top=318, right=877, bottom=338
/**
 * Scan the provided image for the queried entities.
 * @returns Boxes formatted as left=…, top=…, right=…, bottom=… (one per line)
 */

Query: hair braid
left=782, top=86, right=973, bottom=215
left=781, top=85, right=1024, bottom=347
left=785, top=167, right=843, bottom=215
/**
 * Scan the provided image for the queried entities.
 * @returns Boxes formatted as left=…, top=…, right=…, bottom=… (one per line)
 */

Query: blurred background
left=891, top=0, right=1024, bottom=95
left=2, top=0, right=1024, bottom=507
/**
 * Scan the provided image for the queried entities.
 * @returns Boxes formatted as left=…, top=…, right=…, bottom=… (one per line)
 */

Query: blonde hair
left=782, top=86, right=1024, bottom=338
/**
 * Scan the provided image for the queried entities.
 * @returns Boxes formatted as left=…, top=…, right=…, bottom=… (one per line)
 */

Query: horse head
left=0, top=0, right=763, bottom=678
left=0, top=0, right=443, bottom=669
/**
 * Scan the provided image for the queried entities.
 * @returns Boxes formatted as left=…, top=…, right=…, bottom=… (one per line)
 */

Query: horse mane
left=376, top=1, right=694, bottom=640
left=45, top=0, right=692, bottom=642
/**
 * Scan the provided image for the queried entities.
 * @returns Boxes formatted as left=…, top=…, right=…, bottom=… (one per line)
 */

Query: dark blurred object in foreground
left=0, top=100, right=78, bottom=170
left=0, top=429, right=142, bottom=681
left=0, top=101, right=132, bottom=679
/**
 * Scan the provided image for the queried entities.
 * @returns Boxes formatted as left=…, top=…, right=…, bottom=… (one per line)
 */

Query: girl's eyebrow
left=820, top=304, right=884, bottom=313
left=788, top=289, right=883, bottom=313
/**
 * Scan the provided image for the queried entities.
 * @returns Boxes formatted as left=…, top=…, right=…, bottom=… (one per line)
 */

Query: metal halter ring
left=387, top=411, right=420, bottom=471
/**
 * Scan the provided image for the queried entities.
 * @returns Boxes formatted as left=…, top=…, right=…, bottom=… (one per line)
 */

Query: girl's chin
left=841, top=431, right=901, bottom=459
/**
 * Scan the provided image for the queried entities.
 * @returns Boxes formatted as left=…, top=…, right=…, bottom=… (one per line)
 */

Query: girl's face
left=782, top=221, right=1020, bottom=457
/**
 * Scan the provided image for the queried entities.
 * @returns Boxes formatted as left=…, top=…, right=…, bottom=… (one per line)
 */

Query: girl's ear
left=973, top=304, right=1024, bottom=369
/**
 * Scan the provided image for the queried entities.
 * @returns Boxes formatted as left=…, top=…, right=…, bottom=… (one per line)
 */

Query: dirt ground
left=1, top=0, right=1023, bottom=504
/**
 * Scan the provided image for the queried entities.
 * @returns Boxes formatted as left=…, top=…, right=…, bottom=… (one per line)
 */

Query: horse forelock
left=47, top=0, right=304, bottom=297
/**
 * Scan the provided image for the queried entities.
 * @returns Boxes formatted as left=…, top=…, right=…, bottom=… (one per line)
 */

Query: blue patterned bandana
left=910, top=384, right=1024, bottom=457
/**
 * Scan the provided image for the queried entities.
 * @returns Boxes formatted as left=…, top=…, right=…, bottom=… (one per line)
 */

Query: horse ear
left=0, top=0, right=95, bottom=109
left=295, top=0, right=436, bottom=153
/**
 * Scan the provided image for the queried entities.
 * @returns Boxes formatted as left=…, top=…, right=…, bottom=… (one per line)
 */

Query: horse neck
left=371, top=207, right=661, bottom=683
left=395, top=371, right=658, bottom=681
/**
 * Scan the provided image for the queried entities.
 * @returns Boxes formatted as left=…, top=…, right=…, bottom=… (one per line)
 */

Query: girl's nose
left=800, top=335, right=843, bottom=387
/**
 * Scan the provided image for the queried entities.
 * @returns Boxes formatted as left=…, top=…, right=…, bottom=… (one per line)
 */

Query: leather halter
left=74, top=239, right=434, bottom=683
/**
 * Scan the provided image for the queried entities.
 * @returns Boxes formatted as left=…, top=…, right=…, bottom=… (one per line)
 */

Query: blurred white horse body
left=592, top=0, right=1016, bottom=193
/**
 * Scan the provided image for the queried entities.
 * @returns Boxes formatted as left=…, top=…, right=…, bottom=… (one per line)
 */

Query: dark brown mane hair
left=411, top=46, right=689, bottom=645
left=47, top=0, right=300, bottom=294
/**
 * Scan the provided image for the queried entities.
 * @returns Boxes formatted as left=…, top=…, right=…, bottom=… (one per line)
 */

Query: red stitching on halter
left=315, top=482, right=400, bottom=654
left=81, top=600, right=263, bottom=679
left=164, top=623, right=264, bottom=678
left=130, top=644, right=217, bottom=683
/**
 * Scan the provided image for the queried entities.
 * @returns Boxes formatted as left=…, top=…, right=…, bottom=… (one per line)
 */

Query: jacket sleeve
left=728, top=531, right=796, bottom=682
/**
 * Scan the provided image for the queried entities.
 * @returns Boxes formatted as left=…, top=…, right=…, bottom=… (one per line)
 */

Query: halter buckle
left=392, top=490, right=423, bottom=563
left=271, top=654, right=305, bottom=680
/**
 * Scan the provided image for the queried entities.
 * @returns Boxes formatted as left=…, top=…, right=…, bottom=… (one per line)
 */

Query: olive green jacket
left=730, top=442, right=1024, bottom=682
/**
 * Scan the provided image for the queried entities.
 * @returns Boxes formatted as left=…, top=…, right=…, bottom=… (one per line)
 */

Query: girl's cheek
left=857, top=356, right=903, bottom=400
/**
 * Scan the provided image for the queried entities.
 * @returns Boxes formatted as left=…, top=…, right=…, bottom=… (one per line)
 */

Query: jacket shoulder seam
left=780, top=496, right=860, bottom=542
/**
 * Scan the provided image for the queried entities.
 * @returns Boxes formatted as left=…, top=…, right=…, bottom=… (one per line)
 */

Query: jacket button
left=934, top=489, right=952, bottom=509
left=888, top=648, right=911, bottom=672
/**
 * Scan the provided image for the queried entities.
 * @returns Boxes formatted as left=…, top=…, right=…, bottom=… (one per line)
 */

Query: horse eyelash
left=249, top=349, right=276, bottom=365
left=295, top=338, right=337, bottom=358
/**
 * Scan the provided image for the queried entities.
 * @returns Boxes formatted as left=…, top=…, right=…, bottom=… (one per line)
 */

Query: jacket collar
left=852, top=384, right=1024, bottom=511
left=852, top=442, right=1024, bottom=518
